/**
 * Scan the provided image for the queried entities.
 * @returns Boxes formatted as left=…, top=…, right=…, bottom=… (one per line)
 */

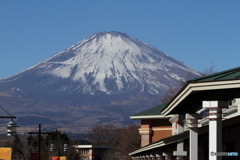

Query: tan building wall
left=152, top=126, right=172, bottom=142
left=139, top=119, right=172, bottom=147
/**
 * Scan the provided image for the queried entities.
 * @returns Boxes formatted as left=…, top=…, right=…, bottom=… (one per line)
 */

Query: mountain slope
left=0, top=31, right=201, bottom=132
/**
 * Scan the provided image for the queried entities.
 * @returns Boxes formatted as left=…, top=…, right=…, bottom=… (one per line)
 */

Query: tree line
left=88, top=124, right=141, bottom=160
left=0, top=124, right=140, bottom=160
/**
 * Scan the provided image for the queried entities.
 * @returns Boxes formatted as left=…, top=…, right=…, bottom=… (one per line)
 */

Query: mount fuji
left=0, top=31, right=201, bottom=133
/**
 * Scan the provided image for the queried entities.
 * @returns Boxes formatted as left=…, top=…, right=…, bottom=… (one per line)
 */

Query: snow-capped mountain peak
left=0, top=31, right=202, bottom=132
left=1, top=31, right=201, bottom=96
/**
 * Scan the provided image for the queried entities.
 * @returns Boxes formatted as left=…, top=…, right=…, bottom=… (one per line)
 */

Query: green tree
left=48, top=129, right=69, bottom=143
left=48, top=129, right=78, bottom=159
left=9, top=129, right=78, bottom=160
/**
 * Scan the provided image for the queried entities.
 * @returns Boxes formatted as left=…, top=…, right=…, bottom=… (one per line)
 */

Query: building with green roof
left=129, top=66, right=240, bottom=160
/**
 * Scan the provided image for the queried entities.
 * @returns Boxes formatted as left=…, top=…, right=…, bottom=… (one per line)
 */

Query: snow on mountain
left=0, top=31, right=202, bottom=132
left=6, top=31, right=200, bottom=96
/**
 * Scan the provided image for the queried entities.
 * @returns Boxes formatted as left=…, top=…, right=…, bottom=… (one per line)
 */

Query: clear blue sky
left=1, top=0, right=240, bottom=78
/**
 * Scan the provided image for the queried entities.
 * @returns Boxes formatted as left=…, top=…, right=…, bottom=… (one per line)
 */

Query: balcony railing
left=183, top=99, right=240, bottom=131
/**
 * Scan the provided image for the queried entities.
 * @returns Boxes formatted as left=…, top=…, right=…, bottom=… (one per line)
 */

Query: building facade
left=129, top=67, right=240, bottom=160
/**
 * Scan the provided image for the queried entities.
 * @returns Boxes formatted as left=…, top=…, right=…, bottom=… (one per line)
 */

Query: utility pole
left=28, top=124, right=50, bottom=160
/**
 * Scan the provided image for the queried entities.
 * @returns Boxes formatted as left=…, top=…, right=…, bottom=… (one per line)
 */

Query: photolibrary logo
left=211, top=151, right=238, bottom=156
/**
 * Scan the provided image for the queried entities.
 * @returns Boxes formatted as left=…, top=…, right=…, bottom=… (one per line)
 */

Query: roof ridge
left=189, top=66, right=240, bottom=82
left=131, top=103, right=169, bottom=117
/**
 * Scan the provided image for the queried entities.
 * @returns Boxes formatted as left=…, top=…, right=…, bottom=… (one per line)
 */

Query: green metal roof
left=189, top=66, right=240, bottom=83
left=132, top=66, right=240, bottom=117
left=161, top=66, right=240, bottom=115
left=132, top=103, right=168, bottom=117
